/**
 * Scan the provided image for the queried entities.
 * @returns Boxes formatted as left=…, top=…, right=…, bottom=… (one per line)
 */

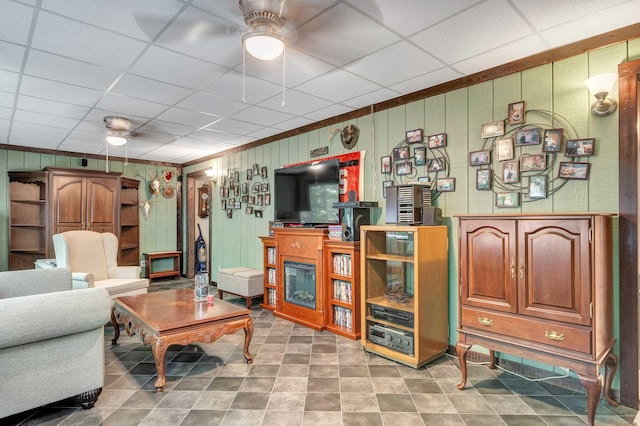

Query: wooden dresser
left=455, top=213, right=617, bottom=426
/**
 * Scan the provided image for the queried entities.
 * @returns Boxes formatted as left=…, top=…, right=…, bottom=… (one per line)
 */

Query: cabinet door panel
left=460, top=220, right=517, bottom=312
left=86, top=178, right=118, bottom=233
left=53, top=176, right=85, bottom=233
left=518, top=219, right=591, bottom=325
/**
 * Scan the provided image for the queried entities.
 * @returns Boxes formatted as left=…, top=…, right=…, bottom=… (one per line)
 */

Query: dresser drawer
left=461, top=306, right=592, bottom=354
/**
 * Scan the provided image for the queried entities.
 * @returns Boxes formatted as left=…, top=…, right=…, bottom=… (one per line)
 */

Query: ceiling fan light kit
left=239, top=0, right=287, bottom=61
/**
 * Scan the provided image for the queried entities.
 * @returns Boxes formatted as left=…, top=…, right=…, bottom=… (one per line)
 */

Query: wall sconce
left=205, top=168, right=216, bottom=183
left=584, top=72, right=618, bottom=117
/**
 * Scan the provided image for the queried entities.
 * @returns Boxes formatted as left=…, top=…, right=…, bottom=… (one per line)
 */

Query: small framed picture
left=223, top=188, right=229, bottom=198
left=245, top=206, right=253, bottom=214
left=470, top=150, right=491, bottom=166
left=241, top=195, right=248, bottom=203
left=255, top=210, right=263, bottom=218
left=496, top=192, right=519, bottom=208
left=246, top=169, right=253, bottom=180
left=233, top=202, right=241, bottom=209
left=503, top=160, right=519, bottom=183
left=226, top=208, right=233, bottom=218
left=221, top=200, right=226, bottom=210
left=508, top=101, right=525, bottom=125
left=261, top=183, right=269, bottom=192
left=427, top=133, right=447, bottom=149
left=382, top=180, right=393, bottom=198
left=565, top=138, right=595, bottom=157
left=515, top=127, right=540, bottom=146
left=481, top=120, right=505, bottom=138
left=234, top=186, right=239, bottom=197
left=543, top=128, right=563, bottom=152
left=476, top=169, right=491, bottom=190
left=252, top=183, right=260, bottom=193
left=520, top=153, right=546, bottom=171
left=248, top=196, right=255, bottom=204
left=265, top=194, right=271, bottom=205
left=496, top=137, right=514, bottom=161
left=381, top=156, right=392, bottom=174
left=252, top=163, right=260, bottom=175
left=414, top=146, right=426, bottom=166
left=242, top=182, right=248, bottom=194
left=393, top=146, right=410, bottom=161
left=529, top=175, right=547, bottom=199
left=396, top=161, right=412, bottom=175
left=418, top=176, right=431, bottom=184
left=228, top=198, right=235, bottom=204
left=233, top=171, right=240, bottom=182
left=261, top=166, right=268, bottom=179
left=558, top=162, right=590, bottom=180
left=436, top=177, right=456, bottom=192
left=427, top=157, right=446, bottom=172
left=405, top=128, right=423, bottom=143
left=256, top=194, right=263, bottom=206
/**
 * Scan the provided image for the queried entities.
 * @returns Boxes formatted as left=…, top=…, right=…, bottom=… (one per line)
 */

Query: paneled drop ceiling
left=1, top=0, right=639, bottom=163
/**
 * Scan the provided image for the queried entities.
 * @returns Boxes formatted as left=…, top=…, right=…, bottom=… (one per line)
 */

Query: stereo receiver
left=368, top=324, right=414, bottom=355
left=370, top=304, right=414, bottom=328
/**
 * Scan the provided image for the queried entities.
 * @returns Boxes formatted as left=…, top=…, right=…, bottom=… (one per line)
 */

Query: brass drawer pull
left=545, top=330, right=565, bottom=341
left=478, top=317, right=494, bottom=327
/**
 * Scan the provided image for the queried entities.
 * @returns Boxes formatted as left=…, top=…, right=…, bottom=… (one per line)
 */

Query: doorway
left=185, top=171, right=212, bottom=279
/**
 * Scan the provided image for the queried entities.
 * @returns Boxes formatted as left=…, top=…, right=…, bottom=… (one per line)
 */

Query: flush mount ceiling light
left=584, top=72, right=618, bottom=117
left=239, top=0, right=287, bottom=61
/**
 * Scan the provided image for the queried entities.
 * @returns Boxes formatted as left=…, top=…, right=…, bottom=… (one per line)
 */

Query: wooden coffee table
left=112, top=288, right=253, bottom=392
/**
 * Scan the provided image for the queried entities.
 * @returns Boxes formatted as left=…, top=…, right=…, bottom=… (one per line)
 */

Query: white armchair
left=52, top=231, right=149, bottom=297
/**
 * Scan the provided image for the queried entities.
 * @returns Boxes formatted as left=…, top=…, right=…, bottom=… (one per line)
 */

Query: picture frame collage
left=382, top=129, right=450, bottom=196
left=221, top=163, right=269, bottom=219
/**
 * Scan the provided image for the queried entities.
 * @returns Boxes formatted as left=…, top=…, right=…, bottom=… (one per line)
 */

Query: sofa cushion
left=94, top=278, right=149, bottom=296
left=0, top=268, right=72, bottom=299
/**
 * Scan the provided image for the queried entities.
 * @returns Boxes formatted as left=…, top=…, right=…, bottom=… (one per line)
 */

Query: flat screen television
left=274, top=159, right=340, bottom=225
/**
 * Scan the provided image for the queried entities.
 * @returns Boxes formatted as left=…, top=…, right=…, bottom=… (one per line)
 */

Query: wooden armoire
left=8, top=167, right=140, bottom=270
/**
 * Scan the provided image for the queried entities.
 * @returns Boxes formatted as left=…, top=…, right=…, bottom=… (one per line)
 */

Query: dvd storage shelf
left=259, top=236, right=277, bottom=310
left=324, top=240, right=361, bottom=340
left=119, top=178, right=140, bottom=266
left=360, top=225, right=448, bottom=368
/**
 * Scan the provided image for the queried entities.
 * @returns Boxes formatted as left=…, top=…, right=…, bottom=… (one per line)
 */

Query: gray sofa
left=0, top=268, right=112, bottom=419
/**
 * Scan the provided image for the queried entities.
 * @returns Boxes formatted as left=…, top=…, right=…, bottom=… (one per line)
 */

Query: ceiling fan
left=103, top=115, right=133, bottom=172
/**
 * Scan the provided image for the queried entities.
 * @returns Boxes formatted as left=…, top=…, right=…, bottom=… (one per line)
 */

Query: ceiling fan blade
left=134, top=13, right=243, bottom=44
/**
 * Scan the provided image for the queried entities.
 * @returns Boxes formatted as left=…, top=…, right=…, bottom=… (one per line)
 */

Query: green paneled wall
left=0, top=156, right=179, bottom=271
left=184, top=41, right=632, bottom=388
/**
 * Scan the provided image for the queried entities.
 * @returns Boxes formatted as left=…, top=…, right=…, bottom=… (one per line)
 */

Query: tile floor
left=4, top=279, right=638, bottom=425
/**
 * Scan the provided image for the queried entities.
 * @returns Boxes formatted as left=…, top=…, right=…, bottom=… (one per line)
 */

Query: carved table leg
left=151, top=337, right=169, bottom=392
left=111, top=310, right=120, bottom=345
left=218, top=290, right=223, bottom=300
left=603, top=352, right=619, bottom=407
left=488, top=349, right=496, bottom=369
left=243, top=318, right=254, bottom=364
left=456, top=342, right=471, bottom=390
left=578, top=373, right=603, bottom=426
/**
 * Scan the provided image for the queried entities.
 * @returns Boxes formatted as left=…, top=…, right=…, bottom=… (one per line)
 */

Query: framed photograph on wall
left=414, top=146, right=426, bottom=166
left=543, top=128, right=563, bottom=152
left=435, top=177, right=455, bottom=192
left=255, top=210, right=263, bottom=218
left=496, top=137, right=514, bottom=161
left=405, top=128, right=423, bottom=143
left=393, top=146, right=410, bottom=161
left=502, top=160, right=519, bottom=183
left=520, top=153, right=546, bottom=171
left=508, top=101, right=525, bottom=125
left=246, top=169, right=253, bottom=180
left=476, top=169, right=491, bottom=190
left=481, top=120, right=505, bottom=138
left=496, top=192, right=519, bottom=208
left=265, top=194, right=271, bottom=205
left=470, top=150, right=491, bottom=166
left=396, top=161, right=412, bottom=175
left=381, top=156, right=392, bottom=173
left=558, top=162, right=590, bottom=180
left=565, top=138, right=595, bottom=157
left=515, top=127, right=540, bottom=146
left=528, top=175, right=547, bottom=199
left=427, top=133, right=447, bottom=149
left=382, top=180, right=393, bottom=198
left=427, top=157, right=446, bottom=172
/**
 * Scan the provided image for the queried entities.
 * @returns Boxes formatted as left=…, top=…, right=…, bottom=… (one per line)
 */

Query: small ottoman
left=217, top=267, right=264, bottom=309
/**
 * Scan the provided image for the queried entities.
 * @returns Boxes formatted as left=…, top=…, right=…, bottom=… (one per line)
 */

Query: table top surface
left=114, top=288, right=251, bottom=333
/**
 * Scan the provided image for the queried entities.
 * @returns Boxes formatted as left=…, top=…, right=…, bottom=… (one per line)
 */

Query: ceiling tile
left=2, top=2, right=33, bottom=45
left=0, top=41, right=26, bottom=73
left=259, top=89, right=332, bottom=116
left=95, top=93, right=169, bottom=119
left=294, top=3, right=401, bottom=66
left=171, top=136, right=218, bottom=149
left=178, top=92, right=248, bottom=117
left=10, top=120, right=71, bottom=137
left=110, top=74, right=194, bottom=105
left=512, top=0, right=630, bottom=31
left=189, top=128, right=237, bottom=143
left=0, top=70, right=20, bottom=93
left=31, top=11, right=147, bottom=69
left=303, top=104, right=353, bottom=122
left=295, top=69, right=380, bottom=103
left=240, top=49, right=335, bottom=88
left=17, top=95, right=91, bottom=119
left=129, top=46, right=227, bottom=89
left=270, top=116, right=315, bottom=131
left=8, top=130, right=65, bottom=149
left=341, top=88, right=401, bottom=109
left=206, top=117, right=263, bottom=135
left=232, top=105, right=296, bottom=127
left=201, top=70, right=282, bottom=104
left=346, top=41, right=442, bottom=86
left=0, top=107, right=13, bottom=120
left=389, top=67, right=463, bottom=95
left=58, top=138, right=106, bottom=155
left=0, top=92, right=16, bottom=108
left=411, top=0, right=531, bottom=65
left=138, top=120, right=194, bottom=137
left=155, top=107, right=221, bottom=128
left=24, top=50, right=121, bottom=90
left=19, top=75, right=103, bottom=106
left=13, top=109, right=80, bottom=129
left=40, top=0, right=184, bottom=41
